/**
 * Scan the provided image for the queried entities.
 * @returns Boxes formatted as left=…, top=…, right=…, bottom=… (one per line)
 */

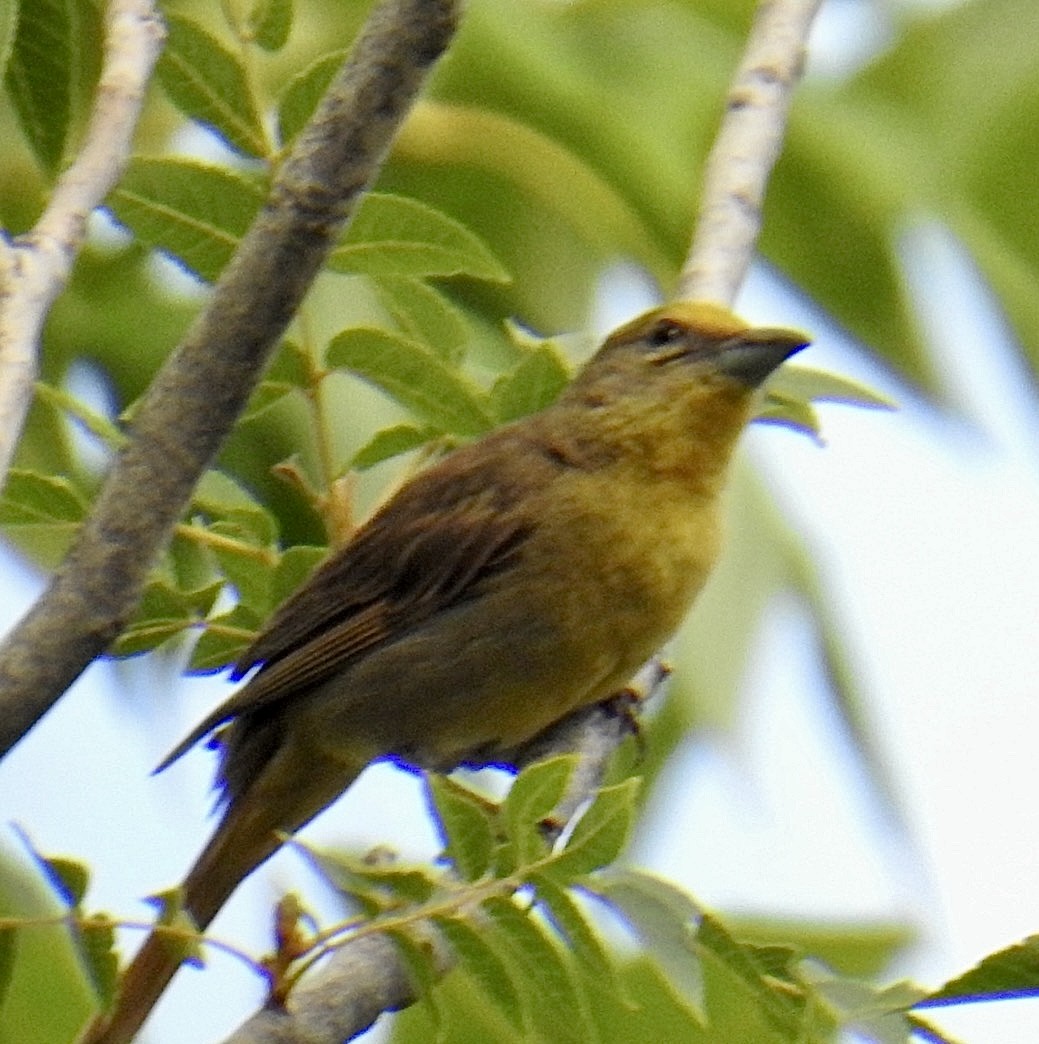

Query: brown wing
left=156, top=429, right=554, bottom=771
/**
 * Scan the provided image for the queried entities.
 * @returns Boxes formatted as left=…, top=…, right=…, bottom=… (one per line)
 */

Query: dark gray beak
left=714, top=328, right=810, bottom=387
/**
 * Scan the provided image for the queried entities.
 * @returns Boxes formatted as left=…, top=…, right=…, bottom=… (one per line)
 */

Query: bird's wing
left=156, top=433, right=547, bottom=771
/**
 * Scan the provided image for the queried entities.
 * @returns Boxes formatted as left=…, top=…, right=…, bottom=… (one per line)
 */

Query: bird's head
left=554, top=302, right=810, bottom=483
left=579, top=301, right=809, bottom=393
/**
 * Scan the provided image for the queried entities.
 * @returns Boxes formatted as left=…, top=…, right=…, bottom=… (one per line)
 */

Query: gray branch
left=0, top=0, right=164, bottom=483
left=0, top=0, right=461, bottom=757
left=676, top=0, right=823, bottom=305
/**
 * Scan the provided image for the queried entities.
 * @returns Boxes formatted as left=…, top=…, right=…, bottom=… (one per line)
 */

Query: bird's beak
left=713, top=327, right=810, bottom=388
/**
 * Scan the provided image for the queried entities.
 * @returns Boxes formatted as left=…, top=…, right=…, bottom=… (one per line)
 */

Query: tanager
left=80, top=301, right=808, bottom=1043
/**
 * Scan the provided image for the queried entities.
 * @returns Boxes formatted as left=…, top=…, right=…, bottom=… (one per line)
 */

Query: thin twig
left=0, top=0, right=461, bottom=758
left=0, top=0, right=165, bottom=484
left=676, top=0, right=823, bottom=305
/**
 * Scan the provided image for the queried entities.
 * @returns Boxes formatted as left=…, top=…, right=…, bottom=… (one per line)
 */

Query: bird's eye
left=647, top=321, right=685, bottom=347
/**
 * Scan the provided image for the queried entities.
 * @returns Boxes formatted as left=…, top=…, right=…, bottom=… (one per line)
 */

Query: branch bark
left=676, top=0, right=823, bottom=305
left=0, top=0, right=461, bottom=758
left=0, top=0, right=164, bottom=484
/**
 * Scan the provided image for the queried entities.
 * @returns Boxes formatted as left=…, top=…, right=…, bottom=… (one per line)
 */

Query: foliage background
left=2, top=0, right=1039, bottom=1041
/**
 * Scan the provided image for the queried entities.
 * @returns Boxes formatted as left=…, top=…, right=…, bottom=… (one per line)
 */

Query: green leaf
left=488, top=344, right=571, bottom=423
left=277, top=49, right=344, bottom=145
left=205, top=523, right=274, bottom=612
left=330, top=193, right=510, bottom=282
left=766, top=365, right=896, bottom=411
left=920, top=935, right=1039, bottom=1007
left=311, top=848, right=438, bottom=909
left=4, top=0, right=71, bottom=172
left=157, top=14, right=267, bottom=158
left=0, top=843, right=96, bottom=1041
left=187, top=603, right=262, bottom=673
left=327, top=328, right=493, bottom=436
left=348, top=423, right=437, bottom=471
left=481, top=895, right=596, bottom=1044
left=0, top=0, right=21, bottom=87
left=425, top=776, right=495, bottom=882
left=0, top=469, right=88, bottom=527
left=502, top=756, right=577, bottom=867
left=248, top=0, right=292, bottom=51
left=372, top=277, right=471, bottom=364
left=432, top=915, right=525, bottom=1031
left=243, top=341, right=312, bottom=419
left=547, top=778, right=638, bottom=879
left=77, top=915, right=119, bottom=1008
left=33, top=382, right=128, bottom=451
left=112, top=578, right=223, bottom=658
left=694, top=914, right=806, bottom=1037
left=192, top=469, right=273, bottom=519
left=108, top=158, right=265, bottom=283
left=725, top=914, right=914, bottom=980
left=0, top=470, right=87, bottom=565
left=15, top=832, right=89, bottom=910
left=387, top=927, right=444, bottom=1034
left=589, top=869, right=704, bottom=1012
left=531, top=874, right=618, bottom=989
left=272, top=545, right=325, bottom=606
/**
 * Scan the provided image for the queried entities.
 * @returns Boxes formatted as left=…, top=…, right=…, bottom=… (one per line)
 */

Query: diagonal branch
left=0, top=0, right=165, bottom=485
left=0, top=0, right=461, bottom=758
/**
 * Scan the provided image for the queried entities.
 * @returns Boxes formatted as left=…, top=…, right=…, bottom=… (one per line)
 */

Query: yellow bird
left=80, top=301, right=808, bottom=1044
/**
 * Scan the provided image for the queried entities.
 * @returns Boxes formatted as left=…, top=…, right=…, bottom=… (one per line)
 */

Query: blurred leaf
left=348, top=423, right=437, bottom=471
left=271, top=544, right=324, bottom=605
left=589, top=868, right=704, bottom=1013
left=249, top=0, right=292, bottom=51
left=426, top=775, right=495, bottom=883
left=327, top=328, right=493, bottom=436
left=766, top=365, right=896, bottom=411
left=920, top=935, right=1039, bottom=1007
left=277, top=48, right=344, bottom=145
left=727, top=913, right=914, bottom=980
left=108, top=158, right=265, bottom=283
left=501, top=756, right=575, bottom=866
left=33, top=381, right=128, bottom=451
left=188, top=604, right=261, bottom=672
left=4, top=0, right=72, bottom=172
left=330, top=193, right=510, bottom=282
left=0, top=470, right=87, bottom=565
left=481, top=895, right=596, bottom=1044
left=77, top=915, right=119, bottom=1009
left=488, top=344, right=570, bottom=423
left=311, top=848, right=439, bottom=910
left=387, top=927, right=444, bottom=1034
left=373, top=277, right=471, bottom=363
left=0, top=0, right=21, bottom=88
left=694, top=914, right=805, bottom=1037
left=157, top=14, right=267, bottom=158
left=0, top=845, right=96, bottom=1042
left=111, top=577, right=223, bottom=657
left=531, top=874, right=617, bottom=989
left=545, top=778, right=638, bottom=880
left=432, top=915, right=525, bottom=1031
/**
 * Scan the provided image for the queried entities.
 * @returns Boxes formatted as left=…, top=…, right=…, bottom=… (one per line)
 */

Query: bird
left=78, top=300, right=808, bottom=1043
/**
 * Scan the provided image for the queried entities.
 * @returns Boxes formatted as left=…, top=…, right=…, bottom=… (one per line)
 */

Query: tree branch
left=676, top=0, right=822, bottom=305
left=0, top=0, right=165, bottom=485
left=0, top=0, right=461, bottom=758
left=223, top=929, right=452, bottom=1044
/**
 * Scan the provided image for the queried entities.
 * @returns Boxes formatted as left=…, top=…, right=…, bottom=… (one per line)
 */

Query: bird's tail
left=76, top=757, right=361, bottom=1044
